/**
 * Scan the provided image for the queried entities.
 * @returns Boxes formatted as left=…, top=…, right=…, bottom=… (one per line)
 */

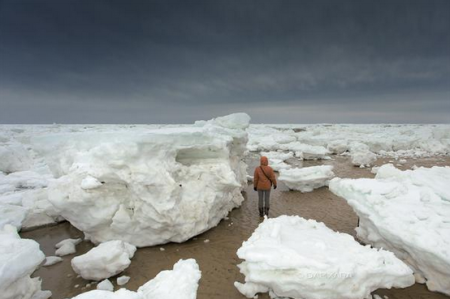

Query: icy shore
left=235, top=216, right=414, bottom=299
left=330, top=164, right=450, bottom=295
left=31, top=113, right=249, bottom=246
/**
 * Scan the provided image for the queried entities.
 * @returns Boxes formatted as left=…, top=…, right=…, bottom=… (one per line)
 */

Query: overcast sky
left=0, top=0, right=449, bottom=124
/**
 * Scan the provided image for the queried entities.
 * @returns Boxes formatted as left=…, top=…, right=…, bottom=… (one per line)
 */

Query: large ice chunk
left=72, top=259, right=201, bottom=299
left=329, top=164, right=450, bottom=295
left=0, top=143, right=33, bottom=173
left=279, top=142, right=330, bottom=160
left=327, top=139, right=348, bottom=154
left=278, top=165, right=335, bottom=192
left=234, top=216, right=414, bottom=299
left=71, top=240, right=137, bottom=280
left=0, top=225, right=48, bottom=299
left=32, top=114, right=249, bottom=247
left=0, top=170, right=62, bottom=230
left=351, top=150, right=377, bottom=167
left=0, top=204, right=27, bottom=230
left=260, top=151, right=293, bottom=172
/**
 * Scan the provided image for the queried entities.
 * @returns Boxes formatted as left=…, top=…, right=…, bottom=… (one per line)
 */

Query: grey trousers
left=258, top=190, right=271, bottom=209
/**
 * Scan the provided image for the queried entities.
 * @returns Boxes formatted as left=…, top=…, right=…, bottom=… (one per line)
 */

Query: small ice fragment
left=74, top=284, right=79, bottom=288
left=31, top=290, right=52, bottom=299
left=160, top=247, right=165, bottom=251
left=204, top=239, right=210, bottom=243
left=117, top=275, right=130, bottom=286
left=55, top=238, right=82, bottom=256
left=43, top=256, right=63, bottom=266
left=97, top=279, right=114, bottom=291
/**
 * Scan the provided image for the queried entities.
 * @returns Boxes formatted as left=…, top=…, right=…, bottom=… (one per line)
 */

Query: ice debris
left=71, top=240, right=136, bottom=280
left=72, top=259, right=201, bottom=299
left=55, top=238, right=82, bottom=256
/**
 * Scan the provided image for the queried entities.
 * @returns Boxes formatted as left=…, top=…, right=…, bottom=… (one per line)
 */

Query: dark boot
left=265, top=207, right=270, bottom=217
left=259, top=208, right=264, bottom=217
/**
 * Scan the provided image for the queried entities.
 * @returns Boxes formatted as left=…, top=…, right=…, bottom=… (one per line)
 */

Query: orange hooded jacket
left=254, top=156, right=277, bottom=191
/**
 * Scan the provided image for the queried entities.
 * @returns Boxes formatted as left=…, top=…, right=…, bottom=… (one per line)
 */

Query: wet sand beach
left=22, top=156, right=450, bottom=299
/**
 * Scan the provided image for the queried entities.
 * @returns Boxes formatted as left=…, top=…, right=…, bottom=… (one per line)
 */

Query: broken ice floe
left=235, top=216, right=414, bottom=299
left=71, top=240, right=136, bottom=280
left=278, top=165, right=335, bottom=192
left=330, top=164, right=450, bottom=295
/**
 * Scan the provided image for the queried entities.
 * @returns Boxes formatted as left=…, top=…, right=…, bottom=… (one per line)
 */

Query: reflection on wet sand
left=22, top=156, right=450, bottom=299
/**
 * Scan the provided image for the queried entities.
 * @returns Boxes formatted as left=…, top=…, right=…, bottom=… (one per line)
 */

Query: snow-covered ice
left=0, top=143, right=33, bottom=173
left=55, top=238, right=82, bottom=256
left=247, top=124, right=450, bottom=158
left=278, top=165, right=335, bottom=192
left=71, top=240, right=137, bottom=280
left=0, top=225, right=49, bottom=299
left=234, top=216, right=415, bottom=299
left=330, top=164, right=450, bottom=295
left=327, top=139, right=348, bottom=154
left=0, top=127, right=65, bottom=231
left=0, top=204, right=27, bottom=230
left=1, top=121, right=448, bottom=236
left=72, top=259, right=201, bottom=299
left=351, top=150, right=377, bottom=167
left=32, top=114, right=249, bottom=247
left=0, top=170, right=62, bottom=230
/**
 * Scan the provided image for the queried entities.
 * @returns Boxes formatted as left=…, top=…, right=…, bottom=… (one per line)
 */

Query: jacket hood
left=260, top=156, right=268, bottom=166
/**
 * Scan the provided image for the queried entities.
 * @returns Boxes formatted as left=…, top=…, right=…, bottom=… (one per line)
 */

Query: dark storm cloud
left=0, top=0, right=449, bottom=123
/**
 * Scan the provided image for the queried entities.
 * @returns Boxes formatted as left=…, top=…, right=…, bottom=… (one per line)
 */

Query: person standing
left=253, top=156, right=277, bottom=217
